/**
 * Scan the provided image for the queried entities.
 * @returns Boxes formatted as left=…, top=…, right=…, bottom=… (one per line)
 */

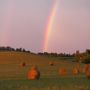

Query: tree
left=82, top=50, right=90, bottom=64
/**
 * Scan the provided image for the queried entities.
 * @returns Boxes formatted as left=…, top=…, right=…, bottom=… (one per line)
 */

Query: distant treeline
left=0, top=46, right=31, bottom=53
left=0, top=46, right=90, bottom=64
left=38, top=49, right=90, bottom=64
left=38, top=52, right=75, bottom=57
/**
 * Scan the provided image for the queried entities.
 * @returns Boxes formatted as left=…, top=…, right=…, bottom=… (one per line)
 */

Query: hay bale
left=76, top=63, right=81, bottom=72
left=27, top=66, right=40, bottom=80
left=22, top=62, right=26, bottom=67
left=72, top=67, right=79, bottom=75
left=59, top=68, right=67, bottom=76
left=86, top=71, right=90, bottom=79
left=85, top=64, right=90, bottom=79
left=82, top=64, right=88, bottom=73
left=49, top=61, right=54, bottom=66
left=82, top=67, right=86, bottom=73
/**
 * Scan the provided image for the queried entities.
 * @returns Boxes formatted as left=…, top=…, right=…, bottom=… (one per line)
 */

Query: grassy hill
left=0, top=51, right=90, bottom=90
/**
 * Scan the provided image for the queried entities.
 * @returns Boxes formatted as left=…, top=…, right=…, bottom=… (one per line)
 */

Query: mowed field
left=0, top=52, right=90, bottom=90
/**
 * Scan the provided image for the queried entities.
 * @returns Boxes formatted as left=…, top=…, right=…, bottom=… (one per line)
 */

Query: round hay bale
left=82, top=67, right=86, bottom=73
left=49, top=61, right=54, bottom=66
left=86, top=71, right=90, bottom=79
left=76, top=63, right=81, bottom=72
left=22, top=62, right=26, bottom=67
left=59, top=68, right=67, bottom=76
left=27, top=66, right=40, bottom=80
left=72, top=67, right=79, bottom=75
left=85, top=64, right=90, bottom=79
left=82, top=64, right=88, bottom=73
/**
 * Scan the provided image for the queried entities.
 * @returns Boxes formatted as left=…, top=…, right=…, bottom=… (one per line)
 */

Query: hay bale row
left=21, top=62, right=90, bottom=80
left=26, top=66, right=84, bottom=80
left=58, top=67, right=79, bottom=76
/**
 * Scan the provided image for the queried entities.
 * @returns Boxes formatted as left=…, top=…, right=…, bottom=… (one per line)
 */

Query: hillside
left=0, top=51, right=84, bottom=79
left=0, top=51, right=90, bottom=90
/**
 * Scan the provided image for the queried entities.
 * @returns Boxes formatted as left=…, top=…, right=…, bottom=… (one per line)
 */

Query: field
left=0, top=52, right=90, bottom=90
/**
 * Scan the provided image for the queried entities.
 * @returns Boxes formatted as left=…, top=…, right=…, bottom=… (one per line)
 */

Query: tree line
left=38, top=49, right=90, bottom=64
left=38, top=52, right=74, bottom=57
left=0, top=46, right=90, bottom=64
left=0, top=46, right=31, bottom=53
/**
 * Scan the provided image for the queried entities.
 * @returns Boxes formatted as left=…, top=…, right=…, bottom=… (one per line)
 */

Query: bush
left=82, top=55, right=90, bottom=64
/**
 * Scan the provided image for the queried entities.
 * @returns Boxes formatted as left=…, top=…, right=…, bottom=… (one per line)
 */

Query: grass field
left=0, top=51, right=90, bottom=90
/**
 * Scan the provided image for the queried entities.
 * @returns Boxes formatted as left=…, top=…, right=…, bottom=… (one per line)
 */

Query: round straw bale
left=85, top=64, right=90, bottom=79
left=72, top=67, right=79, bottom=75
left=76, top=63, right=81, bottom=72
left=59, top=68, right=67, bottom=76
left=82, top=64, right=88, bottom=73
left=49, top=61, right=54, bottom=66
left=27, top=66, right=40, bottom=80
left=22, top=62, right=26, bottom=67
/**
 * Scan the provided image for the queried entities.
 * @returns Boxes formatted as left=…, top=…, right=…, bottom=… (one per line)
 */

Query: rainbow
left=43, top=0, right=58, bottom=52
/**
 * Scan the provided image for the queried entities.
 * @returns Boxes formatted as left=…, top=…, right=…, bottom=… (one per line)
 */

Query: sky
left=0, top=0, right=90, bottom=53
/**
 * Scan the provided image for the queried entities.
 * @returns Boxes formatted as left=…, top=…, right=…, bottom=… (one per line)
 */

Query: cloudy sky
left=0, top=0, right=90, bottom=53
